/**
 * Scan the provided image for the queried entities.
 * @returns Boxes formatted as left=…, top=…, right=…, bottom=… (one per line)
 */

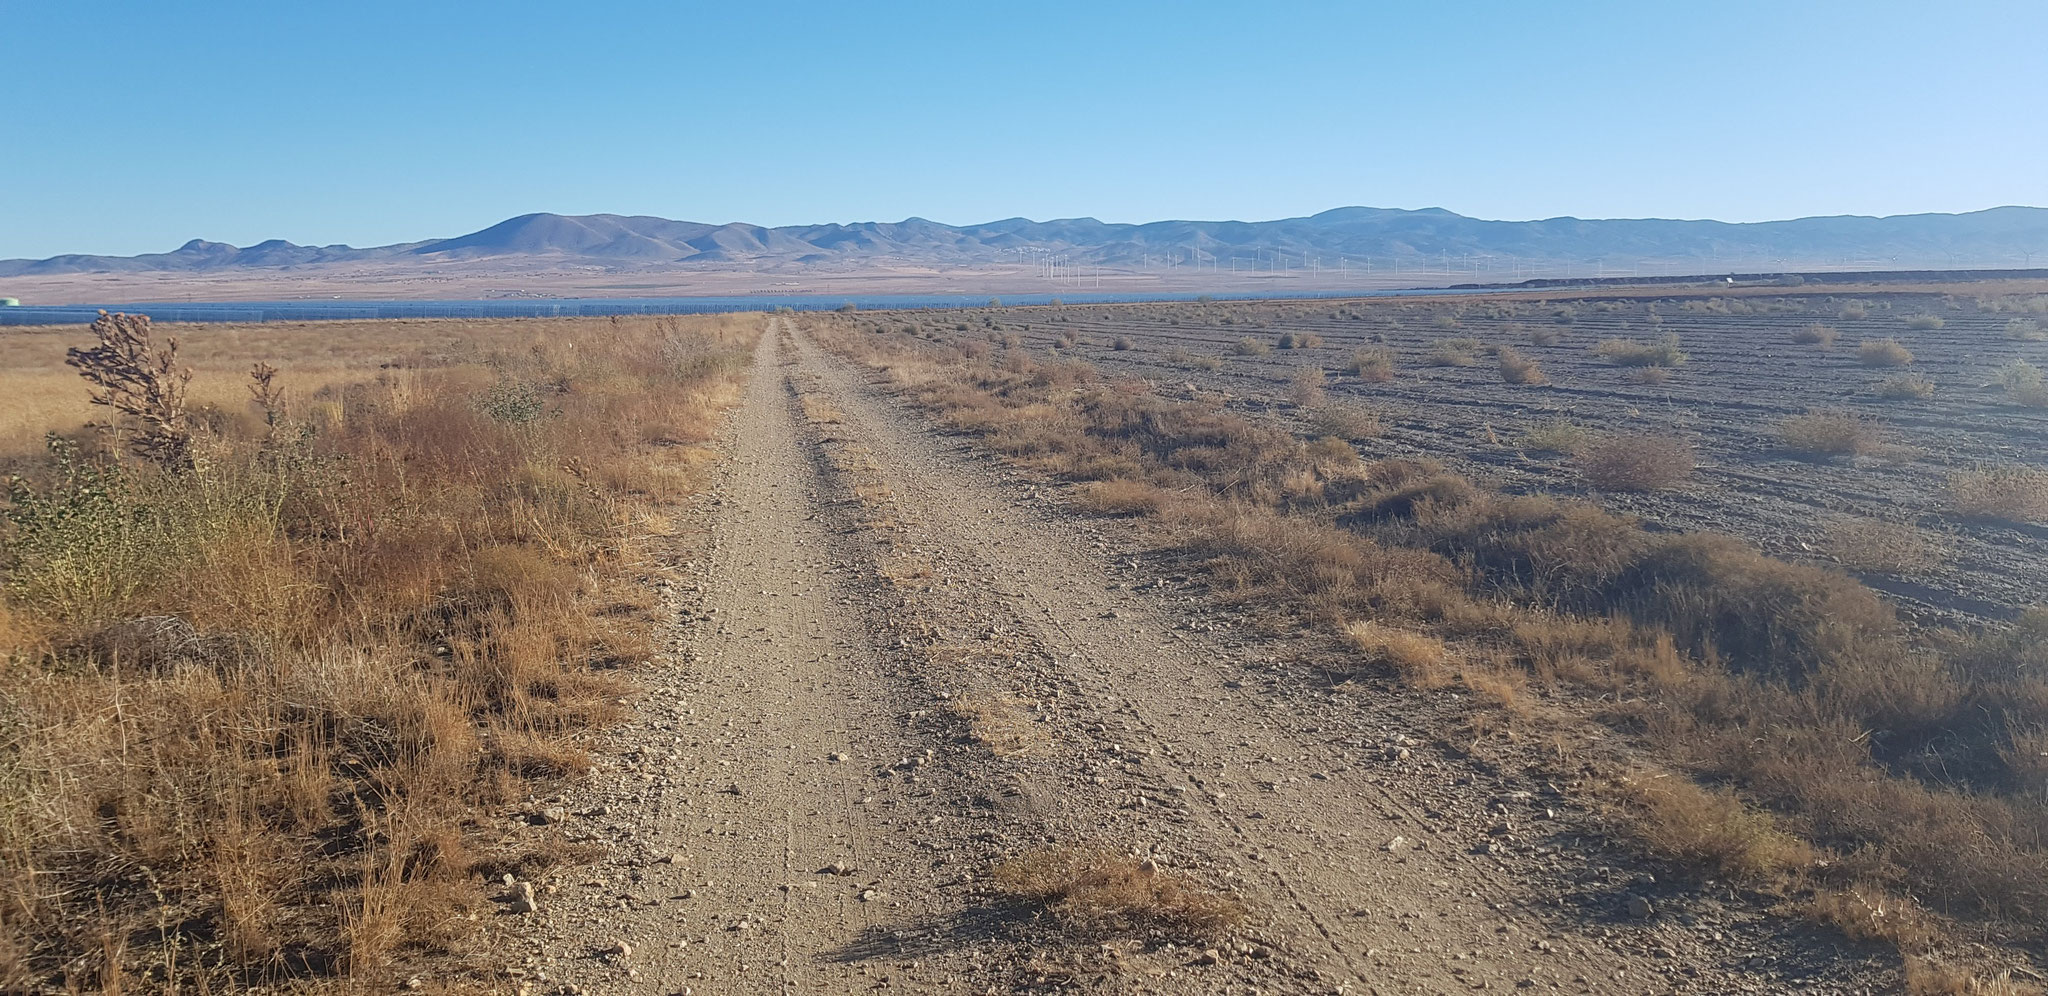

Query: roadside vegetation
left=0, top=312, right=756, bottom=990
left=816, top=304, right=2048, bottom=987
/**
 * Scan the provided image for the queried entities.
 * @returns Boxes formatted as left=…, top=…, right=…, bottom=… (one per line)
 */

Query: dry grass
left=1075, top=478, right=1165, bottom=517
left=1424, top=338, right=1480, bottom=367
left=1346, top=346, right=1396, bottom=382
left=1823, top=518, right=1941, bottom=573
left=1875, top=374, right=1937, bottom=400
left=1616, top=775, right=1814, bottom=882
left=1577, top=434, right=1695, bottom=491
left=1792, top=323, right=1840, bottom=347
left=1520, top=420, right=1589, bottom=454
left=1992, top=361, right=2048, bottom=407
left=1307, top=402, right=1383, bottom=440
left=1592, top=335, right=1687, bottom=367
left=0, top=313, right=758, bottom=990
left=1344, top=620, right=1450, bottom=688
left=1287, top=365, right=1327, bottom=407
left=1858, top=338, right=1916, bottom=366
left=1778, top=410, right=1882, bottom=457
left=1944, top=466, right=2048, bottom=522
left=991, top=848, right=1244, bottom=939
left=1496, top=347, right=1547, bottom=385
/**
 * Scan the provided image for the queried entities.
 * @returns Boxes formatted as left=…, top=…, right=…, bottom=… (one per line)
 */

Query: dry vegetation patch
left=1793, top=323, right=1841, bottom=347
left=0, top=312, right=757, bottom=990
left=1577, top=434, right=1695, bottom=491
left=992, top=848, right=1244, bottom=939
left=1592, top=335, right=1687, bottom=367
left=1496, top=347, right=1547, bottom=385
left=1778, top=410, right=1883, bottom=457
left=1346, top=346, right=1396, bottom=382
left=1944, top=467, right=2048, bottom=522
left=1858, top=338, right=1916, bottom=366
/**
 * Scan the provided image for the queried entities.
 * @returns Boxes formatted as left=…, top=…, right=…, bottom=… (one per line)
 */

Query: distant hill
left=6, top=206, right=2046, bottom=276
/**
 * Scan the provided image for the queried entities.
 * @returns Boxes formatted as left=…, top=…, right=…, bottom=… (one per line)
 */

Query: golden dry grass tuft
left=1858, top=338, right=1916, bottom=366
left=1344, top=620, right=1450, bottom=688
left=1075, top=478, right=1165, bottom=517
left=1616, top=775, right=1814, bottom=882
left=992, top=848, right=1244, bottom=939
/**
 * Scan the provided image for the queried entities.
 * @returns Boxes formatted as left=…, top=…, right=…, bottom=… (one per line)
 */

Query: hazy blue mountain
left=6, top=206, right=2044, bottom=276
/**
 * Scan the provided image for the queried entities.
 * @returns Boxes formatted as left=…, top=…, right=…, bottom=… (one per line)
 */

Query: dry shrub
left=1425, top=338, right=1479, bottom=367
left=1233, top=337, right=1270, bottom=356
left=1592, top=335, right=1687, bottom=367
left=1577, top=434, right=1694, bottom=491
left=1112, top=336, right=1134, bottom=351
left=1529, top=327, right=1561, bottom=347
left=1520, top=420, right=1589, bottom=454
left=1993, top=361, right=2048, bottom=407
left=1617, top=775, right=1813, bottom=881
left=1277, top=331, right=1324, bottom=349
left=1287, top=365, right=1327, bottom=407
left=1167, top=347, right=1224, bottom=372
left=1823, top=519, right=1940, bottom=573
left=1496, top=347, right=1547, bottom=385
left=1945, top=467, right=2048, bottom=522
left=992, top=848, right=1243, bottom=938
left=2008, top=319, right=2047, bottom=342
left=1308, top=402, right=1382, bottom=440
left=1903, top=314, right=1946, bottom=330
left=1840, top=301, right=1871, bottom=320
left=1875, top=374, right=1937, bottom=400
left=1629, top=366, right=1672, bottom=385
left=1792, top=323, right=1840, bottom=347
left=1075, top=478, right=1164, bottom=517
left=1778, top=409, right=1882, bottom=456
left=1345, top=620, right=1449, bottom=687
left=1347, top=346, right=1395, bottom=382
left=1859, top=338, right=1916, bottom=366
left=65, top=311, right=195, bottom=469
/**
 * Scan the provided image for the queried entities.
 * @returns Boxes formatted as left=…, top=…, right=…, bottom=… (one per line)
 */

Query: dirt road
left=505, top=319, right=1881, bottom=994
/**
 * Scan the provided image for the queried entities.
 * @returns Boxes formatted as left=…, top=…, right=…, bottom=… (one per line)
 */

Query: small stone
left=1194, top=948, right=1221, bottom=966
left=510, top=881, right=539, bottom=914
left=405, top=978, right=424, bottom=990
left=538, top=807, right=569, bottom=825
left=1384, top=835, right=1411, bottom=853
left=829, top=752, right=849, bottom=762
left=1627, top=895, right=1655, bottom=919
left=609, top=938, right=633, bottom=958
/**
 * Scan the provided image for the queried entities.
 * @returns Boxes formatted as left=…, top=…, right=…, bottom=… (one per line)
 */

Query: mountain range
left=6, top=206, right=2046, bottom=277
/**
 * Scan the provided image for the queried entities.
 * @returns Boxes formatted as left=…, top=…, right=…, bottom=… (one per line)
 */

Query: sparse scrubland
left=0, top=312, right=756, bottom=990
left=814, top=285, right=2048, bottom=986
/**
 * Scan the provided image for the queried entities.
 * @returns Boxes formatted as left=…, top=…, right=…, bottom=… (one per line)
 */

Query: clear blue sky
left=6, top=0, right=2045, bottom=258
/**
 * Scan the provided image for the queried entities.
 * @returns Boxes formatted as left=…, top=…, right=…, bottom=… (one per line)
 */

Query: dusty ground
left=480, top=317, right=1894, bottom=995
left=966, top=292, right=2048, bottom=625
